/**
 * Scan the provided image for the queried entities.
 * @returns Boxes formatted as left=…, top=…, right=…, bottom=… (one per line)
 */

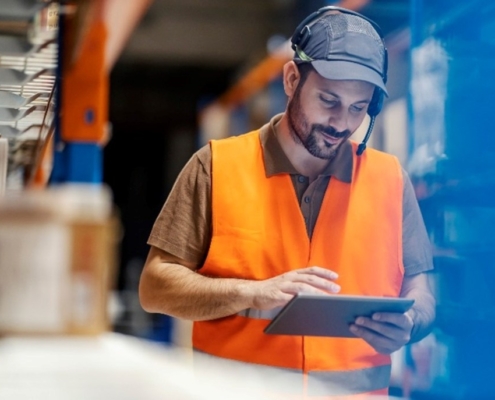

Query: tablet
left=263, top=293, right=414, bottom=338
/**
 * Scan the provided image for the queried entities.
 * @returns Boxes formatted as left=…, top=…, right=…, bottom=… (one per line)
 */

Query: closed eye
left=320, top=96, right=337, bottom=107
left=350, top=105, right=366, bottom=112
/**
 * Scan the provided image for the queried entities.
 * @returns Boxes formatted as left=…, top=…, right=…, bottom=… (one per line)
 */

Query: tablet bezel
left=263, top=293, right=414, bottom=338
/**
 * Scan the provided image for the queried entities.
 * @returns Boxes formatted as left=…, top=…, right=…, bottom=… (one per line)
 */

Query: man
left=139, top=6, right=435, bottom=398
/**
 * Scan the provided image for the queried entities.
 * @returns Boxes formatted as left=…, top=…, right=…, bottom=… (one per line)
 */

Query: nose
left=328, top=107, right=349, bottom=133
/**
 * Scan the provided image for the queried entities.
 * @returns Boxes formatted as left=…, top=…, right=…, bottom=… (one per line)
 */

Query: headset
left=290, top=6, right=388, bottom=155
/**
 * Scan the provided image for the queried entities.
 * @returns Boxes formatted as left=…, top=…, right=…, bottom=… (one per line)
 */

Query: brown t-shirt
left=148, top=114, right=434, bottom=276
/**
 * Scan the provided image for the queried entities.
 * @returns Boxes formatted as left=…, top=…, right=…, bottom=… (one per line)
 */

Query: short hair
left=296, top=63, right=315, bottom=90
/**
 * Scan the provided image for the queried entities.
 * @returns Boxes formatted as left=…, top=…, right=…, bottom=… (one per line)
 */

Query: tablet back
left=263, top=293, right=414, bottom=337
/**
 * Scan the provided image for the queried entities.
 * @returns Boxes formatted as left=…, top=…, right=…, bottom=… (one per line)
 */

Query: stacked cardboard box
left=0, top=184, right=119, bottom=335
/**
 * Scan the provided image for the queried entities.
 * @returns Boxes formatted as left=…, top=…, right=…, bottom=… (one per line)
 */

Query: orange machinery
left=33, top=0, right=153, bottom=186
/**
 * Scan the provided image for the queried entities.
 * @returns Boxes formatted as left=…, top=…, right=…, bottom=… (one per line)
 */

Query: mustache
left=313, top=124, right=350, bottom=138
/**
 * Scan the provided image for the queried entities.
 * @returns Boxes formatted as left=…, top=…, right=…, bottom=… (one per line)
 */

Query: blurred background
left=1, top=0, right=495, bottom=399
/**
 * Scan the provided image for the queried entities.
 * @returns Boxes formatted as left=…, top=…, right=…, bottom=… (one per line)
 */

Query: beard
left=287, top=87, right=350, bottom=160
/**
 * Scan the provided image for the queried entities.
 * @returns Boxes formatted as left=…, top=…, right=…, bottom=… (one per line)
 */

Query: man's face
left=287, top=69, right=375, bottom=160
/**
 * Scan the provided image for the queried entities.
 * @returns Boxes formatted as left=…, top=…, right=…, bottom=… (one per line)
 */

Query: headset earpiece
left=368, top=88, right=384, bottom=117
left=292, top=26, right=311, bottom=51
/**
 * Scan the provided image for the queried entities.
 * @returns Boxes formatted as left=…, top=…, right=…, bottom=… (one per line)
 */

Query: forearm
left=403, top=287, right=436, bottom=343
left=139, top=262, right=253, bottom=321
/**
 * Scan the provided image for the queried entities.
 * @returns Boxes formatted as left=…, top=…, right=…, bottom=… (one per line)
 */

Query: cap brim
left=310, top=60, right=388, bottom=96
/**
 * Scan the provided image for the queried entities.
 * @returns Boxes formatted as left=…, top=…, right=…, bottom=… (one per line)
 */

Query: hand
left=349, top=309, right=415, bottom=354
left=243, top=266, right=340, bottom=311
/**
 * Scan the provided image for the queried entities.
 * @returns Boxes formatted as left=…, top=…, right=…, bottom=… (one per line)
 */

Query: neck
left=274, top=114, right=330, bottom=182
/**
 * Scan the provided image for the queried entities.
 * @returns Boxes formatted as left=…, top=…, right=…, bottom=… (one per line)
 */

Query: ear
left=282, top=61, right=301, bottom=98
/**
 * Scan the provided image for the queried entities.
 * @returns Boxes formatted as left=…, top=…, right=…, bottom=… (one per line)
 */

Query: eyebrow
left=320, top=90, right=371, bottom=104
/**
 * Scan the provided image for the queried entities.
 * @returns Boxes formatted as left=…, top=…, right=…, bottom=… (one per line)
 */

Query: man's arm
left=400, top=271, right=436, bottom=343
left=139, top=246, right=252, bottom=321
left=348, top=169, right=436, bottom=353
left=349, top=271, right=435, bottom=354
left=139, top=146, right=339, bottom=321
left=139, top=246, right=341, bottom=321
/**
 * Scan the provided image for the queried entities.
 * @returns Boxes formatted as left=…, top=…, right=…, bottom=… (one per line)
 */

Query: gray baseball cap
left=293, top=12, right=388, bottom=95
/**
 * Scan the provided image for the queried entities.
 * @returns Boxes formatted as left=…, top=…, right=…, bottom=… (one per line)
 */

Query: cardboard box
left=0, top=184, right=120, bottom=336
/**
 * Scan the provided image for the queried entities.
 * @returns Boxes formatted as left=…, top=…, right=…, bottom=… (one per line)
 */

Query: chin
left=322, top=143, right=341, bottom=159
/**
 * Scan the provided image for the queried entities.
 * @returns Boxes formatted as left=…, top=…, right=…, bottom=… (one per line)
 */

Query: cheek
left=307, top=102, right=332, bottom=122
left=299, top=102, right=322, bottom=123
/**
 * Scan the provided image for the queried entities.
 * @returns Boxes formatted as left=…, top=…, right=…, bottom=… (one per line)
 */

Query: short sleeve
left=402, top=168, right=434, bottom=276
left=147, top=145, right=212, bottom=266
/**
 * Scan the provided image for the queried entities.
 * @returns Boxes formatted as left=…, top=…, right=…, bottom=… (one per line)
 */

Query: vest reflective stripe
left=238, top=307, right=282, bottom=319
left=307, top=365, right=391, bottom=396
left=194, top=130, right=404, bottom=393
left=193, top=348, right=303, bottom=395
left=193, top=349, right=390, bottom=397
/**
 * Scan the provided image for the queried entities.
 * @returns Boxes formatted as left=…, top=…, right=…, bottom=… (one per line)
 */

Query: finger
left=296, top=266, right=339, bottom=280
left=282, top=282, right=338, bottom=296
left=290, top=275, right=341, bottom=293
left=349, top=325, right=396, bottom=354
left=372, top=312, right=413, bottom=331
left=354, top=317, right=410, bottom=343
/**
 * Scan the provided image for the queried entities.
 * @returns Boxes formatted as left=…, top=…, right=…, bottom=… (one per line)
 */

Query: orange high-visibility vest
left=193, top=129, right=404, bottom=397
